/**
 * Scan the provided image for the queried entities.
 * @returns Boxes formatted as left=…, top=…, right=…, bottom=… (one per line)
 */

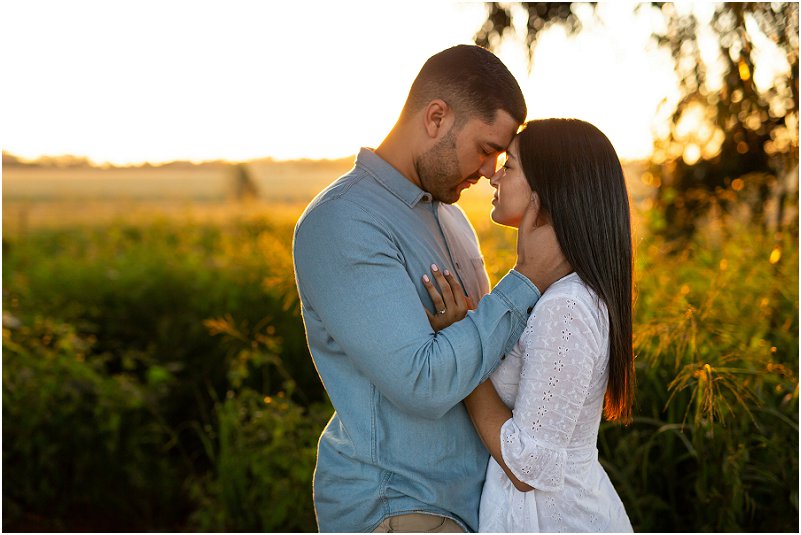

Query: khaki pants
left=372, top=513, right=465, bottom=533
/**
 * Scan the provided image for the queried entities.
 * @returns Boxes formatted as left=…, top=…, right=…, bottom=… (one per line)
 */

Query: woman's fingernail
left=431, top=264, right=439, bottom=272
left=444, top=269, right=450, bottom=276
left=423, top=274, right=430, bottom=283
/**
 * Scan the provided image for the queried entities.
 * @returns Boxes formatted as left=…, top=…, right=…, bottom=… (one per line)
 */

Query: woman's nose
left=489, top=168, right=502, bottom=186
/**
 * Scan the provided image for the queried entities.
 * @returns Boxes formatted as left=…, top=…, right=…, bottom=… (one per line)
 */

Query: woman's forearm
left=464, top=381, right=534, bottom=492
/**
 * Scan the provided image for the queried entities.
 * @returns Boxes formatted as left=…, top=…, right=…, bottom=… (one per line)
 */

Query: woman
left=423, top=118, right=634, bottom=532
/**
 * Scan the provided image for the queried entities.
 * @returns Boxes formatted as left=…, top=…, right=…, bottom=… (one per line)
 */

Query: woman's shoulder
left=528, top=273, right=607, bottom=327
left=523, top=273, right=610, bottom=355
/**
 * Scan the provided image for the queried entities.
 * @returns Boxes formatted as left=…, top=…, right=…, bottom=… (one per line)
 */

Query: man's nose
left=479, top=154, right=499, bottom=179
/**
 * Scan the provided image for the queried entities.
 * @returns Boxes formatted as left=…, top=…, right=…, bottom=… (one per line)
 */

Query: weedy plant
left=616, top=219, right=798, bottom=532
left=2, top=196, right=797, bottom=532
left=469, top=194, right=798, bottom=532
left=2, top=212, right=325, bottom=531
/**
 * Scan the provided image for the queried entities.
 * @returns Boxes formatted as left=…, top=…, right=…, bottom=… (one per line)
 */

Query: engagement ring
left=438, top=309, right=446, bottom=315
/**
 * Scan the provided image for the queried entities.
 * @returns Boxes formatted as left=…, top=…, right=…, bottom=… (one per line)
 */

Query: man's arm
left=293, top=198, right=538, bottom=419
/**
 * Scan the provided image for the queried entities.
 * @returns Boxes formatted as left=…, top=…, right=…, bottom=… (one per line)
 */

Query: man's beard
left=415, top=127, right=463, bottom=204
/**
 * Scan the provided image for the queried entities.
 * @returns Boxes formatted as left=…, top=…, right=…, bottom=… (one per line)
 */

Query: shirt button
left=527, top=307, right=533, bottom=314
left=500, top=354, right=506, bottom=360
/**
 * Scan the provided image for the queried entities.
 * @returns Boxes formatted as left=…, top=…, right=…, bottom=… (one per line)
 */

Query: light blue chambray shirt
left=292, top=148, right=540, bottom=532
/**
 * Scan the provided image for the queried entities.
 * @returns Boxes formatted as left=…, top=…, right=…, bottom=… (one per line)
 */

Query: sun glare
left=0, top=1, right=694, bottom=166
left=517, top=3, right=680, bottom=161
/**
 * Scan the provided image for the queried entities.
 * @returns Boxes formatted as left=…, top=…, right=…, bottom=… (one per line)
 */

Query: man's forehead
left=465, top=110, right=519, bottom=148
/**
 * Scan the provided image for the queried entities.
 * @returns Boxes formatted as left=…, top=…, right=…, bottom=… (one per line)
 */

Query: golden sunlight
left=2, top=1, right=686, bottom=165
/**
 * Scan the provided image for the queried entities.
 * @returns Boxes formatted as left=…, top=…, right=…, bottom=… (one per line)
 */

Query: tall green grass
left=611, top=223, right=797, bottom=532
left=472, top=206, right=798, bottom=531
left=2, top=213, right=327, bottom=531
left=2, top=203, right=798, bottom=531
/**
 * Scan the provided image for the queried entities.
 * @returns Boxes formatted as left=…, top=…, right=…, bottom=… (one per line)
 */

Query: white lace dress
left=478, top=273, right=632, bottom=533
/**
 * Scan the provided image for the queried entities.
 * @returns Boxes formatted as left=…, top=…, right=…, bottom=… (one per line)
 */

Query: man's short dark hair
left=401, top=45, right=527, bottom=126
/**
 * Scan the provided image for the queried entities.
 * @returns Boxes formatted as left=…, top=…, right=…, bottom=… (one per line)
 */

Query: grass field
left=2, top=159, right=798, bottom=531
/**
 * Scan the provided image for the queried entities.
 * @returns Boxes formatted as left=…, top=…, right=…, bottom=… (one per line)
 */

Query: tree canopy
left=475, top=2, right=798, bottom=239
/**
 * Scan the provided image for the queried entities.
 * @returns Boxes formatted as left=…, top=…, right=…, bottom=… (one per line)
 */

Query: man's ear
left=423, top=99, right=451, bottom=139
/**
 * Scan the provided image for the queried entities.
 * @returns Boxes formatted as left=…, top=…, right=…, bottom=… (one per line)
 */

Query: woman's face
left=489, top=137, right=532, bottom=228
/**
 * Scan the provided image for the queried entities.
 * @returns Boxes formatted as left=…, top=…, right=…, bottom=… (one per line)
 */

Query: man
left=293, top=45, right=569, bottom=532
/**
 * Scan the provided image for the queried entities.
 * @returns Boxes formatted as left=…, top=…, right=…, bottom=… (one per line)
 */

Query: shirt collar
left=355, top=147, right=433, bottom=207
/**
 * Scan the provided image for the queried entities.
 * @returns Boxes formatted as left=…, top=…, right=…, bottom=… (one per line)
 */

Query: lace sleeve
left=499, top=292, right=603, bottom=491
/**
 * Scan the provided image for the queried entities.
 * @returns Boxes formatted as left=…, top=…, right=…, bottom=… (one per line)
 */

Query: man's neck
left=374, top=128, right=422, bottom=189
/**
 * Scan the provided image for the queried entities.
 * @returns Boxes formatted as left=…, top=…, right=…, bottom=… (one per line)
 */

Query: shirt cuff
left=493, top=270, right=540, bottom=321
left=491, top=270, right=540, bottom=355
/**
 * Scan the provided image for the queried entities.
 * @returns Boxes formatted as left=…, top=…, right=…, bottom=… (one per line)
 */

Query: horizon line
left=1, top=150, right=359, bottom=169
left=2, top=149, right=650, bottom=169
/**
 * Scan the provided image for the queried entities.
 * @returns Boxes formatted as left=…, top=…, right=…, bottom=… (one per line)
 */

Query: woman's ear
left=531, top=191, right=551, bottom=227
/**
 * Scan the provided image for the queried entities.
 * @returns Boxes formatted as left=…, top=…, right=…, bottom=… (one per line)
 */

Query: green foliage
left=473, top=198, right=798, bottom=532
left=5, top=216, right=319, bottom=402
left=188, top=389, right=330, bottom=532
left=2, top=214, right=329, bottom=531
left=476, top=2, right=799, bottom=240
left=648, top=2, right=799, bottom=238
left=187, top=313, right=332, bottom=531
left=2, top=200, right=797, bottom=531
left=603, top=224, right=798, bottom=532
left=3, top=317, right=186, bottom=531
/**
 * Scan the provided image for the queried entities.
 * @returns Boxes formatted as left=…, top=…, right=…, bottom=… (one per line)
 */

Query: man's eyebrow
left=486, top=142, right=505, bottom=152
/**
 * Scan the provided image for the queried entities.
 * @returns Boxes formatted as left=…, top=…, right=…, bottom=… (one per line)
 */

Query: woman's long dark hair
left=518, top=118, right=634, bottom=423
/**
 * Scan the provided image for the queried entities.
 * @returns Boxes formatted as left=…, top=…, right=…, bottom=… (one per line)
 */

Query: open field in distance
left=2, top=156, right=651, bottom=232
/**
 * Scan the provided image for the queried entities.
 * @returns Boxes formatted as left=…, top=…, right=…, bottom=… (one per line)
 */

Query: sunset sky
left=0, top=1, right=788, bottom=165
